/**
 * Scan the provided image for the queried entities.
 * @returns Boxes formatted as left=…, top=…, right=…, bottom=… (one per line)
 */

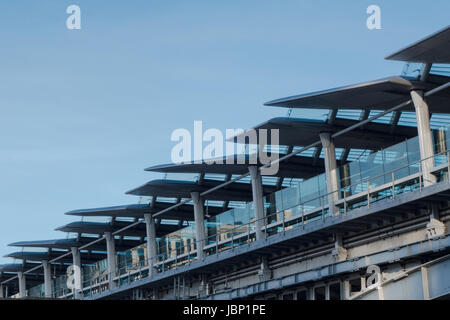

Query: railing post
left=321, top=195, right=325, bottom=221
left=231, top=232, right=234, bottom=249
left=419, top=161, right=423, bottom=192
left=343, top=192, right=347, bottom=215
left=188, top=243, right=191, bottom=264
left=264, top=214, right=267, bottom=239
left=301, top=205, right=305, bottom=229
left=392, top=171, right=395, bottom=200
left=215, top=236, right=218, bottom=255
left=447, top=151, right=450, bottom=182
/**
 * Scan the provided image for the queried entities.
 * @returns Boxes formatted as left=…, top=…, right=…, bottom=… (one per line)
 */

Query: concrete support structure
left=144, top=213, right=157, bottom=276
left=104, top=232, right=117, bottom=288
left=331, top=233, right=347, bottom=262
left=426, top=202, right=446, bottom=238
left=17, top=271, right=26, bottom=298
left=42, top=260, right=52, bottom=298
left=191, top=192, right=206, bottom=260
left=319, top=132, right=340, bottom=215
left=258, top=256, right=272, bottom=281
left=410, top=90, right=436, bottom=187
left=0, top=283, right=3, bottom=298
left=71, top=247, right=82, bottom=299
left=249, top=166, right=265, bottom=240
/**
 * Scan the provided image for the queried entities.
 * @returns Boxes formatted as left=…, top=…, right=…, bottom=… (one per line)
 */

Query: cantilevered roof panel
left=9, top=239, right=80, bottom=249
left=126, top=179, right=277, bottom=202
left=229, top=117, right=419, bottom=150
left=0, top=263, right=44, bottom=273
left=264, top=76, right=450, bottom=112
left=0, top=263, right=25, bottom=273
left=385, top=26, right=450, bottom=63
left=55, top=221, right=179, bottom=238
left=8, top=237, right=143, bottom=252
left=65, top=202, right=223, bottom=221
left=65, top=204, right=150, bottom=218
left=146, top=154, right=328, bottom=179
left=4, top=251, right=106, bottom=265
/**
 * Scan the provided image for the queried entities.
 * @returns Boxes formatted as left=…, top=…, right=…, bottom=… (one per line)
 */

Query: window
left=349, top=278, right=362, bottom=296
left=296, top=289, right=308, bottom=300
left=329, top=282, right=341, bottom=300
left=282, top=293, right=294, bottom=300
left=314, top=286, right=326, bottom=300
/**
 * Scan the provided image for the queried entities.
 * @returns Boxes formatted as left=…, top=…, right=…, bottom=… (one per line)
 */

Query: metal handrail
left=31, top=148, right=450, bottom=298
left=79, top=150, right=450, bottom=296
left=5, top=80, right=449, bottom=294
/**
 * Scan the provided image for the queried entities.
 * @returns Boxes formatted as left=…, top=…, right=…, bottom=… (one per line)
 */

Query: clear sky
left=0, top=0, right=448, bottom=264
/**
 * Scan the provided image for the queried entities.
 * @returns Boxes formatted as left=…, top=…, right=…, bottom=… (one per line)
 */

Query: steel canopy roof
left=229, top=117, right=419, bottom=150
left=264, top=75, right=450, bottom=112
left=126, top=179, right=277, bottom=201
left=65, top=202, right=224, bottom=221
left=146, top=154, right=329, bottom=179
left=55, top=221, right=179, bottom=238
left=8, top=237, right=143, bottom=252
left=385, top=26, right=450, bottom=63
left=4, top=251, right=106, bottom=265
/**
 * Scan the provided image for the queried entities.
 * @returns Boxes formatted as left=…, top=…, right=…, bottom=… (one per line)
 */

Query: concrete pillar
left=5, top=285, right=8, bottom=298
left=319, top=132, right=340, bottom=215
left=258, top=256, right=272, bottom=281
left=191, top=192, right=206, bottom=260
left=17, top=271, right=26, bottom=298
left=104, top=232, right=117, bottom=288
left=42, top=260, right=52, bottom=298
left=144, top=213, right=157, bottom=276
left=70, top=247, right=82, bottom=299
left=411, top=90, right=436, bottom=187
left=331, top=233, right=347, bottom=261
left=249, top=166, right=265, bottom=240
left=426, top=202, right=446, bottom=238
left=0, top=283, right=4, bottom=298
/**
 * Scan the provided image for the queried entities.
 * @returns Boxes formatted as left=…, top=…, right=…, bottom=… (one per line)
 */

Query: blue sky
left=0, top=0, right=448, bottom=264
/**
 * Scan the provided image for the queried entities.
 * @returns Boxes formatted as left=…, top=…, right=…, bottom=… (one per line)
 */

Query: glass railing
left=52, top=125, right=450, bottom=298
left=96, top=152, right=449, bottom=298
left=28, top=283, right=45, bottom=298
left=52, top=273, right=69, bottom=298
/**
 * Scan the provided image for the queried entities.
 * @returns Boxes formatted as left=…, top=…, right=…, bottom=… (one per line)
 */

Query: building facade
left=1, top=26, right=450, bottom=300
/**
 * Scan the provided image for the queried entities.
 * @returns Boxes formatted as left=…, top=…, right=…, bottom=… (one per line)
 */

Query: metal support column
left=105, top=231, right=117, bottom=288
left=71, top=247, right=82, bottom=299
left=191, top=192, right=206, bottom=260
left=42, top=260, right=52, bottom=298
left=319, top=132, right=340, bottom=215
left=18, top=271, right=26, bottom=298
left=249, top=166, right=265, bottom=240
left=411, top=89, right=436, bottom=187
left=144, top=213, right=158, bottom=276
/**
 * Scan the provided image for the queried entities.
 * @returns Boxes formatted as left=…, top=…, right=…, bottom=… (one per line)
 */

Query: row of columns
left=316, top=90, right=437, bottom=215
left=11, top=86, right=439, bottom=299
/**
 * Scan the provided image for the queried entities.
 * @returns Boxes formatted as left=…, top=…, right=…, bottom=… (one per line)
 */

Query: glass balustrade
left=28, top=283, right=45, bottom=298
left=57, top=125, right=450, bottom=298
